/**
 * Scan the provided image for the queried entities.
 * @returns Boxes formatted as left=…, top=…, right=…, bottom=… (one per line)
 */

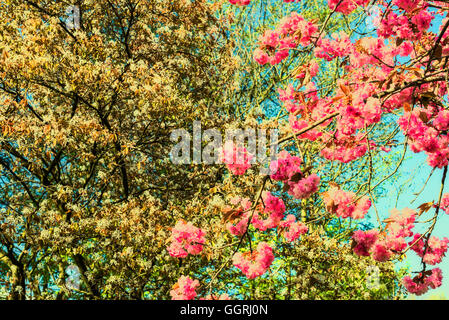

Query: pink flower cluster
left=377, top=8, right=433, bottom=40
left=287, top=173, right=320, bottom=199
left=277, top=81, right=325, bottom=142
left=402, top=268, right=443, bottom=296
left=220, top=141, right=253, bottom=175
left=278, top=83, right=296, bottom=102
left=269, top=150, right=302, bottom=181
left=393, top=0, right=422, bottom=12
left=279, top=214, right=308, bottom=242
left=322, top=186, right=371, bottom=220
left=225, top=193, right=287, bottom=234
left=232, top=242, right=275, bottom=279
left=277, top=81, right=381, bottom=166
left=320, top=132, right=370, bottom=163
left=352, top=230, right=396, bottom=262
left=409, top=234, right=449, bottom=265
left=352, top=230, right=380, bottom=257
left=252, top=191, right=286, bottom=231
left=315, top=31, right=353, bottom=61
left=229, top=0, right=250, bottom=5
left=170, top=276, right=200, bottom=300
left=242, top=0, right=448, bottom=298
left=352, top=208, right=416, bottom=262
left=253, top=12, right=318, bottom=65
left=350, top=208, right=446, bottom=293
left=338, top=87, right=382, bottom=135
left=167, top=220, right=206, bottom=258
left=411, top=10, right=433, bottom=32
left=270, top=150, right=320, bottom=199
left=289, top=116, right=323, bottom=141
left=387, top=207, right=416, bottom=239
left=398, top=107, right=449, bottom=168
left=274, top=39, right=390, bottom=166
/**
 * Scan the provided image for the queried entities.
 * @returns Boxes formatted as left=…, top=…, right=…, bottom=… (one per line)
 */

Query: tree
left=0, top=0, right=239, bottom=299
left=206, top=0, right=449, bottom=299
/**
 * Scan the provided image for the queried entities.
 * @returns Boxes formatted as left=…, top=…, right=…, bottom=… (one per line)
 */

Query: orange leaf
left=417, top=202, right=434, bottom=216
left=339, top=83, right=351, bottom=96
left=403, top=102, right=411, bottom=112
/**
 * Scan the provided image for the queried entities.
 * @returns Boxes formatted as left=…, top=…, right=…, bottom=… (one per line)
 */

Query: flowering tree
left=0, top=0, right=240, bottom=299
left=209, top=0, right=449, bottom=298
left=1, top=0, right=448, bottom=301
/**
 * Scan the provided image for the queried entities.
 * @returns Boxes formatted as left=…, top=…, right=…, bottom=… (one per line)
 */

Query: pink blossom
left=284, top=101, right=301, bottom=113
left=352, top=229, right=379, bottom=256
left=168, top=220, right=206, bottom=258
left=387, top=207, right=416, bottom=238
left=322, top=186, right=371, bottom=219
left=253, top=48, right=269, bottom=65
left=398, top=41, right=414, bottom=57
left=371, top=241, right=393, bottom=262
left=327, top=0, right=357, bottom=15
left=320, top=132, right=370, bottom=163
left=232, top=242, right=275, bottom=279
left=427, top=268, right=443, bottom=289
left=253, top=13, right=318, bottom=66
left=394, top=0, right=420, bottom=12
left=269, top=151, right=320, bottom=199
left=309, top=60, right=319, bottom=77
left=287, top=173, right=320, bottom=199
left=170, top=276, right=200, bottom=300
left=229, top=0, right=251, bottom=5
left=314, top=31, right=353, bottom=61
left=269, top=150, right=302, bottom=181
left=398, top=107, right=449, bottom=168
left=260, top=30, right=280, bottom=48
left=409, top=234, right=449, bottom=265
left=289, top=116, right=323, bottom=141
left=278, top=84, right=296, bottom=101
left=433, top=110, right=449, bottom=131
left=352, top=208, right=416, bottom=260
left=279, top=214, right=308, bottom=242
left=251, top=191, right=286, bottom=231
left=411, top=10, right=433, bottom=32
left=402, top=268, right=443, bottom=295
left=220, top=141, right=253, bottom=175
